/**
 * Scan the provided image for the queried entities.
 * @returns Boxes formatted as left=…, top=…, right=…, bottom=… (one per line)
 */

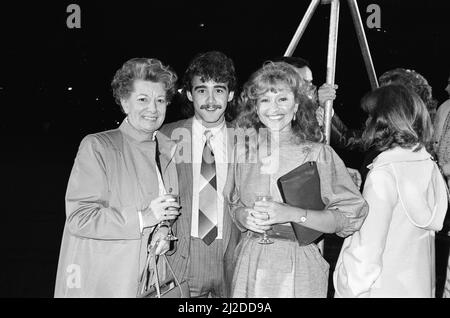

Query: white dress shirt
left=190, top=117, right=227, bottom=239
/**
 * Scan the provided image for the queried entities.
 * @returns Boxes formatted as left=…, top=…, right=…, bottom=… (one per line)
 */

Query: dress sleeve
left=316, top=144, right=368, bottom=237
left=333, top=167, right=397, bottom=297
left=65, top=135, right=142, bottom=240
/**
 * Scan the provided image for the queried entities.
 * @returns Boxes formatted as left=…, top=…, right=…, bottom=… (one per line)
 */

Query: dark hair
left=271, top=56, right=311, bottom=70
left=235, top=61, right=322, bottom=143
left=111, top=58, right=178, bottom=112
left=181, top=51, right=237, bottom=121
left=379, top=68, right=437, bottom=122
left=362, top=84, right=433, bottom=152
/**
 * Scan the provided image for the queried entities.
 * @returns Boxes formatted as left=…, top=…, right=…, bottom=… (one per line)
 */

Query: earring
left=292, top=113, right=297, bottom=122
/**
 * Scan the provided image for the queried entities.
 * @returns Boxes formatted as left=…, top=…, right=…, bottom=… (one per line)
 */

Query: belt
left=246, top=229, right=297, bottom=243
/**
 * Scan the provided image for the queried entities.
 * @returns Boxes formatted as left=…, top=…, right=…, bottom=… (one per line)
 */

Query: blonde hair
left=235, top=61, right=322, bottom=143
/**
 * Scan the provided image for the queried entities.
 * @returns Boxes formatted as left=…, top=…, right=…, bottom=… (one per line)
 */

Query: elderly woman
left=227, top=61, right=368, bottom=298
left=54, top=58, right=180, bottom=297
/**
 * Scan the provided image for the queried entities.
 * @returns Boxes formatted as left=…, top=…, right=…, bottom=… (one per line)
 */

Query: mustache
left=200, top=105, right=222, bottom=110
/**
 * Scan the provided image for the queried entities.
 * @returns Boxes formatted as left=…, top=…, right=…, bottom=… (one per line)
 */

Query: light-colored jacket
left=333, top=146, right=448, bottom=298
left=54, top=120, right=178, bottom=297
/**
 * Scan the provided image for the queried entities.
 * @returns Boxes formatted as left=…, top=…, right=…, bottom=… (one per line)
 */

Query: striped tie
left=198, top=130, right=218, bottom=245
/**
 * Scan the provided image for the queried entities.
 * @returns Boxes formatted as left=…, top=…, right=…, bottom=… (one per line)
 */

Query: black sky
left=1, top=0, right=449, bottom=141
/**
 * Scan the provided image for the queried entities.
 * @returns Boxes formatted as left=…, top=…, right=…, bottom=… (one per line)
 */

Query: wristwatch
left=299, top=209, right=308, bottom=223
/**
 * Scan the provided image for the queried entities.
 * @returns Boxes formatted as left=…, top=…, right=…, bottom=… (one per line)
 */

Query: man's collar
left=192, top=116, right=226, bottom=136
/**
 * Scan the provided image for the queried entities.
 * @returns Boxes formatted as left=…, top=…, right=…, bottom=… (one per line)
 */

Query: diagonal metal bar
left=347, top=0, right=379, bottom=89
left=284, top=0, right=321, bottom=57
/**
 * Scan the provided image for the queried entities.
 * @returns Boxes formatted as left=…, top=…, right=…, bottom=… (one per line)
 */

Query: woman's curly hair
left=379, top=68, right=437, bottom=122
left=111, top=58, right=178, bottom=112
left=235, top=61, right=322, bottom=143
left=361, top=84, right=433, bottom=152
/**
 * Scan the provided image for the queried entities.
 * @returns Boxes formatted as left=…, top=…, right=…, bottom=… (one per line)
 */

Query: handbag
left=137, top=245, right=190, bottom=298
left=277, top=161, right=325, bottom=246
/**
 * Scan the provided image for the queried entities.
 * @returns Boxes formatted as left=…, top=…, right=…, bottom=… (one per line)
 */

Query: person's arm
left=226, top=143, right=272, bottom=234
left=65, top=135, right=179, bottom=240
left=65, top=135, right=142, bottom=240
left=330, top=113, right=364, bottom=151
left=318, top=145, right=369, bottom=237
left=227, top=162, right=267, bottom=233
left=316, top=83, right=364, bottom=151
left=333, top=168, right=397, bottom=297
left=255, top=145, right=368, bottom=234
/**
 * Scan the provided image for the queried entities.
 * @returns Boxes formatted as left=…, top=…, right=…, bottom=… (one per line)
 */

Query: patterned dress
left=227, top=135, right=368, bottom=298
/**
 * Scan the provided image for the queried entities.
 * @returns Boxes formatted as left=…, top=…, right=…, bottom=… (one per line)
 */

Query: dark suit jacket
left=159, top=117, right=241, bottom=297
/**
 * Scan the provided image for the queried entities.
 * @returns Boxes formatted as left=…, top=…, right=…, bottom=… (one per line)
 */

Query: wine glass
left=163, top=193, right=179, bottom=241
left=255, top=194, right=274, bottom=245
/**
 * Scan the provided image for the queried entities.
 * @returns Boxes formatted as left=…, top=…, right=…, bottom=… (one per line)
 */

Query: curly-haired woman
left=55, top=58, right=181, bottom=297
left=226, top=61, right=368, bottom=298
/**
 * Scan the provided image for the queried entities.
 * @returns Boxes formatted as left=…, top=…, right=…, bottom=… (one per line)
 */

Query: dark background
left=0, top=0, right=449, bottom=297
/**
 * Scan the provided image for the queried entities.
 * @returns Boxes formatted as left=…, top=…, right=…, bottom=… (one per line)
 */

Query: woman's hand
left=235, top=207, right=272, bottom=233
left=253, top=200, right=300, bottom=225
left=149, top=226, right=170, bottom=255
left=143, top=194, right=180, bottom=227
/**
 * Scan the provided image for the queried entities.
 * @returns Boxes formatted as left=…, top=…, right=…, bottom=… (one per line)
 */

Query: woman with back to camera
left=333, top=84, right=448, bottom=298
left=54, top=58, right=181, bottom=297
left=226, top=61, right=368, bottom=298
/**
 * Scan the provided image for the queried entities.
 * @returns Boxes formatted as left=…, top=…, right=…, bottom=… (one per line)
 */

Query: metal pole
left=323, top=0, right=340, bottom=145
left=284, top=0, right=321, bottom=56
left=347, top=0, right=379, bottom=89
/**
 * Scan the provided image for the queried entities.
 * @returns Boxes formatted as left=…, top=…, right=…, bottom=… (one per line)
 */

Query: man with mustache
left=160, top=51, right=240, bottom=298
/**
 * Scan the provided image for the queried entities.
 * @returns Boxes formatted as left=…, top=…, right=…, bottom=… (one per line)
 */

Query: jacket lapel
left=178, top=118, right=194, bottom=242
left=156, top=131, right=179, bottom=194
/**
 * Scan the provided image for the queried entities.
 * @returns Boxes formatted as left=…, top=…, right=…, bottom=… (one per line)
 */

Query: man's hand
left=318, top=83, right=338, bottom=107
